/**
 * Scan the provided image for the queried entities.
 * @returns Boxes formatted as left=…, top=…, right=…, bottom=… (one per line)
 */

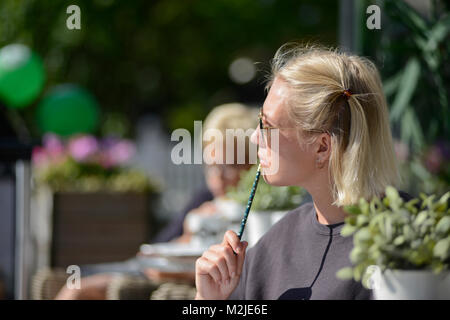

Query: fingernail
left=231, top=272, right=236, bottom=278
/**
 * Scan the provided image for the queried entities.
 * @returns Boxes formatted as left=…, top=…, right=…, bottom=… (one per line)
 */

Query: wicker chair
left=31, top=268, right=68, bottom=300
left=150, top=282, right=196, bottom=300
left=0, top=278, right=5, bottom=300
left=106, top=275, right=160, bottom=300
left=31, top=267, right=196, bottom=300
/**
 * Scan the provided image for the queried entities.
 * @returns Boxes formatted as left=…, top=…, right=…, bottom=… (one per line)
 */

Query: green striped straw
left=237, top=163, right=261, bottom=240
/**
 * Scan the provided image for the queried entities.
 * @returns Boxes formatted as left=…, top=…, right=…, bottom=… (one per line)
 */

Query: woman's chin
left=262, top=172, right=284, bottom=186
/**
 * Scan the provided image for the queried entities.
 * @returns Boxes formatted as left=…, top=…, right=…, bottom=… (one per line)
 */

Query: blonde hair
left=203, top=103, right=258, bottom=164
left=269, top=43, right=400, bottom=206
left=203, top=103, right=258, bottom=135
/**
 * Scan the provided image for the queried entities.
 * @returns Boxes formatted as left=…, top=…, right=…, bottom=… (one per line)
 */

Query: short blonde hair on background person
left=203, top=103, right=258, bottom=136
left=269, top=43, right=400, bottom=206
left=203, top=103, right=258, bottom=165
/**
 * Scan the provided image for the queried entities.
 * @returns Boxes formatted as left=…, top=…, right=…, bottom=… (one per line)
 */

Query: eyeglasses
left=258, top=108, right=295, bottom=146
left=258, top=108, right=277, bottom=144
left=258, top=108, right=326, bottom=146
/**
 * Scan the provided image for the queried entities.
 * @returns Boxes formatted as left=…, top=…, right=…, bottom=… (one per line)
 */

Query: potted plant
left=32, top=134, right=161, bottom=268
left=226, top=165, right=307, bottom=246
left=337, top=186, right=450, bottom=299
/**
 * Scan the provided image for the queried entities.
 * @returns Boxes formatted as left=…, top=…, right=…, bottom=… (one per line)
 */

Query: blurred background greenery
left=356, top=0, right=450, bottom=196
left=359, top=0, right=449, bottom=152
left=0, top=0, right=337, bottom=136
left=0, top=0, right=448, bottom=196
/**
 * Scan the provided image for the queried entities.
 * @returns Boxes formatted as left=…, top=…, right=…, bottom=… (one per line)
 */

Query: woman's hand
left=195, top=230, right=248, bottom=300
left=191, top=201, right=216, bottom=215
left=143, top=268, right=195, bottom=284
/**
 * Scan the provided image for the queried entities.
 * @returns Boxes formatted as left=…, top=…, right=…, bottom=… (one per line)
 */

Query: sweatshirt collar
left=309, top=203, right=345, bottom=236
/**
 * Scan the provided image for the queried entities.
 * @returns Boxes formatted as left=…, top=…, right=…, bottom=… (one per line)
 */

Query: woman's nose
left=250, top=126, right=259, bottom=145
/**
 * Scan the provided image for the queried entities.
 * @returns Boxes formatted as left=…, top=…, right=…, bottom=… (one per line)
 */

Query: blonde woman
left=195, top=44, right=412, bottom=300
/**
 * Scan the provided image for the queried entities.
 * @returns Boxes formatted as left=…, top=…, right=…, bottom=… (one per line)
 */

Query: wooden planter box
left=50, top=192, right=153, bottom=268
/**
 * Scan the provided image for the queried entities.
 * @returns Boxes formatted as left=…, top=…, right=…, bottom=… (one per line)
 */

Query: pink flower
left=32, top=146, right=49, bottom=167
left=43, top=134, right=65, bottom=158
left=106, top=140, right=136, bottom=167
left=98, top=138, right=135, bottom=168
left=68, top=135, right=99, bottom=162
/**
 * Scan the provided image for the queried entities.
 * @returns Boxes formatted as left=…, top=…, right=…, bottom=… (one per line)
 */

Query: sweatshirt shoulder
left=276, top=201, right=315, bottom=226
left=253, top=201, right=314, bottom=246
left=289, top=201, right=315, bottom=215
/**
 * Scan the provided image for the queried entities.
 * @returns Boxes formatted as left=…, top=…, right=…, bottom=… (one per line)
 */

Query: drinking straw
left=237, top=163, right=261, bottom=240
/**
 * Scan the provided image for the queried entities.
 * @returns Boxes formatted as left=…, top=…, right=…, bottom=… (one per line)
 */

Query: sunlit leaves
left=434, top=238, right=450, bottom=260
left=337, top=186, right=450, bottom=284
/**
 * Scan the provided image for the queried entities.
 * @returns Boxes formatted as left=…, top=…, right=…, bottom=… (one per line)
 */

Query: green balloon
left=0, top=44, right=45, bottom=108
left=37, top=84, right=100, bottom=136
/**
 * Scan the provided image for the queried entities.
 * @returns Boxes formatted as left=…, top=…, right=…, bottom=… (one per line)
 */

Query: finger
left=210, top=244, right=237, bottom=278
left=236, top=241, right=248, bottom=276
left=203, top=250, right=230, bottom=282
left=196, top=257, right=222, bottom=284
left=222, top=230, right=241, bottom=254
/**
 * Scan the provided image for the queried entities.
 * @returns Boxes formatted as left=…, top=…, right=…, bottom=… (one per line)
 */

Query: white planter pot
left=214, top=198, right=244, bottom=222
left=271, top=210, right=288, bottom=225
left=247, top=210, right=287, bottom=247
left=370, top=267, right=450, bottom=300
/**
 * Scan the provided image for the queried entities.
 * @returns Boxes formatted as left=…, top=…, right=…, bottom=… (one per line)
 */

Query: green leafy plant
left=337, top=186, right=450, bottom=287
left=361, top=0, right=450, bottom=152
left=226, top=165, right=307, bottom=211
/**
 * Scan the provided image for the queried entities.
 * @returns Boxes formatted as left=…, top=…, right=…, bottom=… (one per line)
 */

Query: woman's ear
left=315, top=133, right=331, bottom=163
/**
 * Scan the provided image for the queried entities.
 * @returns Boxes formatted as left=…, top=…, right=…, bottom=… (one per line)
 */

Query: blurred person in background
left=55, top=103, right=257, bottom=299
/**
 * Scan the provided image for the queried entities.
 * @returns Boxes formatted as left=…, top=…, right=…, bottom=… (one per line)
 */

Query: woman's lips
left=258, top=152, right=270, bottom=167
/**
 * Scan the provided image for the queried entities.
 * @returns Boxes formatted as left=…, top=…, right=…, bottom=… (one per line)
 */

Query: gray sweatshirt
left=228, top=201, right=372, bottom=300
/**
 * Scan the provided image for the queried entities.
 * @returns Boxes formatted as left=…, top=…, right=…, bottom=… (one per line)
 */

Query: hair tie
left=343, top=89, right=352, bottom=100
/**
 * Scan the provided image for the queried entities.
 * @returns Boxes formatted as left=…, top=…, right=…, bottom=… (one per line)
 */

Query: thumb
left=236, top=241, right=248, bottom=276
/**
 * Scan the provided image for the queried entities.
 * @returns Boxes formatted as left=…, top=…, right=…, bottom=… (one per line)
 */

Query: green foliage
left=226, top=165, right=307, bottom=211
left=361, top=0, right=450, bottom=152
left=337, top=186, right=450, bottom=287
left=0, top=0, right=337, bottom=136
